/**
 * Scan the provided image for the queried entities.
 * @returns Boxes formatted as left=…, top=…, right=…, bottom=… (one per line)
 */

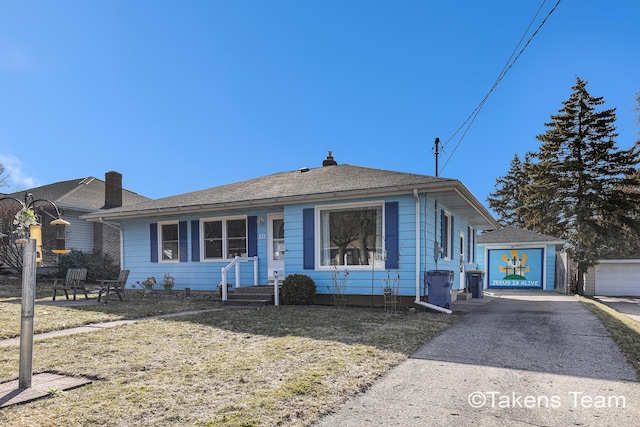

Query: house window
left=442, top=211, right=452, bottom=259
left=318, top=203, right=383, bottom=267
left=160, top=222, right=179, bottom=261
left=202, top=217, right=247, bottom=260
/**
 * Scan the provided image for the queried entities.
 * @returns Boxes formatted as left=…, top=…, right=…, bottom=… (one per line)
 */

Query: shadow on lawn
left=160, top=304, right=461, bottom=355
left=51, top=296, right=458, bottom=355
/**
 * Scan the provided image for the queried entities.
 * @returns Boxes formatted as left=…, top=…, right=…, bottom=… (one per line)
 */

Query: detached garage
left=477, top=227, right=566, bottom=292
left=585, top=260, right=640, bottom=297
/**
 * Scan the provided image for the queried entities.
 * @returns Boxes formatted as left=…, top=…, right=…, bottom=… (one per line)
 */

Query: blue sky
left=1, top=1, right=638, bottom=212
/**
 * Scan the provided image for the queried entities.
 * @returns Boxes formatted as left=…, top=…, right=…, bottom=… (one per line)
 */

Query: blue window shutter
left=303, top=208, right=314, bottom=269
left=385, top=202, right=399, bottom=269
left=440, top=210, right=444, bottom=259
left=179, top=221, right=188, bottom=262
left=473, top=231, right=476, bottom=263
left=191, top=220, right=200, bottom=262
left=150, top=223, right=158, bottom=263
left=247, top=216, right=258, bottom=257
left=467, top=226, right=471, bottom=263
left=450, top=216, right=455, bottom=260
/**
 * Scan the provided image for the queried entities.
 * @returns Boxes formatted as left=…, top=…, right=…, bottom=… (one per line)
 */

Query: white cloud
left=0, top=154, right=39, bottom=192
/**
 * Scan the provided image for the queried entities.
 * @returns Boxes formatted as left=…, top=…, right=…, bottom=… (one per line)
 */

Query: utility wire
left=442, top=0, right=548, bottom=151
left=440, top=0, right=562, bottom=173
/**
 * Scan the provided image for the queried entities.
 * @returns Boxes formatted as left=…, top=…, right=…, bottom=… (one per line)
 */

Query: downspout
left=413, top=190, right=452, bottom=314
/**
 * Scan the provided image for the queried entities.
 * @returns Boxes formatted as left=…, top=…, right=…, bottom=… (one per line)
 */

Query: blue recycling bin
left=466, top=270, right=485, bottom=298
left=424, top=270, right=454, bottom=309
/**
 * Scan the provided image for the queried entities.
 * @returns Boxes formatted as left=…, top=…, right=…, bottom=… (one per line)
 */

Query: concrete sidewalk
left=315, top=291, right=639, bottom=426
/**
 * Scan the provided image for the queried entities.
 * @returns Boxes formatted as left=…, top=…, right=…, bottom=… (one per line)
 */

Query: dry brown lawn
left=0, top=275, right=461, bottom=426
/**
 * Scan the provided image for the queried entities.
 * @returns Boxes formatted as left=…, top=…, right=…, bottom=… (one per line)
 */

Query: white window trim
left=314, top=200, right=385, bottom=271
left=199, top=215, right=248, bottom=262
left=158, top=220, right=180, bottom=263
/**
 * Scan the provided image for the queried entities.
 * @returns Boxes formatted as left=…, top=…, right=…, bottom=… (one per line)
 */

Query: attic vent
left=300, top=167, right=310, bottom=173
left=79, top=177, right=95, bottom=185
left=322, top=150, right=337, bottom=166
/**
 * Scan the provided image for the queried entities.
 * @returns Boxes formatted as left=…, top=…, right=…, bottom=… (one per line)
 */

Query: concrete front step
left=231, top=286, right=277, bottom=295
left=223, top=299, right=272, bottom=307
left=224, top=286, right=276, bottom=306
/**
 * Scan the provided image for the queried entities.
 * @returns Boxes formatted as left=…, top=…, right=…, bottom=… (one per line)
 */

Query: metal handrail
left=220, top=256, right=258, bottom=300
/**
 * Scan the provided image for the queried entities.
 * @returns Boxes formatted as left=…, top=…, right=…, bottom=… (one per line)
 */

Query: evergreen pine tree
left=523, top=77, right=640, bottom=293
left=487, top=153, right=531, bottom=227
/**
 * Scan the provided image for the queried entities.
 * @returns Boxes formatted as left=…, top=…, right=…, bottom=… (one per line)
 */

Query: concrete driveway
left=315, top=290, right=639, bottom=426
left=594, top=296, right=640, bottom=322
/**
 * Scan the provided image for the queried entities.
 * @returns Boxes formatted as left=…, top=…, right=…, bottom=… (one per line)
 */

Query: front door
left=268, top=214, right=285, bottom=280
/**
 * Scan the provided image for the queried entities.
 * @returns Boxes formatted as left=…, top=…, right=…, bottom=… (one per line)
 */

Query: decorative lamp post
left=0, top=192, right=70, bottom=389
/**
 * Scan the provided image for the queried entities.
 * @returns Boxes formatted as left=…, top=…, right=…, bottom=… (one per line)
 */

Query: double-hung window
left=160, top=221, right=180, bottom=261
left=318, top=202, right=383, bottom=268
left=201, top=217, right=247, bottom=260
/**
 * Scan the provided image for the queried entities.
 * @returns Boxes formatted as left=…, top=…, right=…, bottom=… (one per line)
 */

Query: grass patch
left=0, top=275, right=217, bottom=339
left=578, top=296, right=640, bottom=379
left=0, top=305, right=460, bottom=426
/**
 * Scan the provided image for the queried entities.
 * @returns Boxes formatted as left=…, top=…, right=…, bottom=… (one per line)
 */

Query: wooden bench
left=52, top=268, right=88, bottom=301
left=97, top=269, right=130, bottom=303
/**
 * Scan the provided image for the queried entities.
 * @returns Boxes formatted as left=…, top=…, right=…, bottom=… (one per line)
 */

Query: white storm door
left=268, top=214, right=285, bottom=278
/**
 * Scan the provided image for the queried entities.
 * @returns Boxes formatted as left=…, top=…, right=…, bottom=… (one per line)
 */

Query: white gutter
left=413, top=189, right=452, bottom=314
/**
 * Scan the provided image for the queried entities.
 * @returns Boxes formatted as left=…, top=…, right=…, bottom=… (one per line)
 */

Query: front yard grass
left=0, top=301, right=460, bottom=426
left=0, top=295, right=217, bottom=339
left=0, top=275, right=217, bottom=339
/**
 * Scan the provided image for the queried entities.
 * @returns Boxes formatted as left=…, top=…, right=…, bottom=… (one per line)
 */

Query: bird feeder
left=50, top=216, right=71, bottom=254
left=29, top=223, right=43, bottom=266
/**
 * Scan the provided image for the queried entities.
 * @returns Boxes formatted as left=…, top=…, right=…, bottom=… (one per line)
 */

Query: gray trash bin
left=424, top=270, right=454, bottom=309
left=466, top=270, right=484, bottom=298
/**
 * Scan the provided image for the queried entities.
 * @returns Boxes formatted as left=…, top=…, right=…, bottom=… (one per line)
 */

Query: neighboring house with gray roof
left=477, top=226, right=567, bottom=292
left=2, top=171, right=149, bottom=267
left=84, top=152, right=498, bottom=308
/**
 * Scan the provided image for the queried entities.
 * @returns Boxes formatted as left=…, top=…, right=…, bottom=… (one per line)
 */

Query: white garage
left=591, top=260, right=640, bottom=297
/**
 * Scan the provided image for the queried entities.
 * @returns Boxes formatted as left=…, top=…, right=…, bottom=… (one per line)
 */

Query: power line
left=439, top=0, right=562, bottom=173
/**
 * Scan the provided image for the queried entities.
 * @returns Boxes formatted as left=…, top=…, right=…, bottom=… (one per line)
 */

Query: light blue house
left=84, top=153, right=498, bottom=309
left=476, top=227, right=567, bottom=292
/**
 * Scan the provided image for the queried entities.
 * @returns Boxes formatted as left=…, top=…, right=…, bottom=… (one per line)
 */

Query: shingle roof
left=88, top=164, right=451, bottom=213
left=84, top=163, right=498, bottom=230
left=5, top=176, right=149, bottom=212
left=477, top=226, right=565, bottom=244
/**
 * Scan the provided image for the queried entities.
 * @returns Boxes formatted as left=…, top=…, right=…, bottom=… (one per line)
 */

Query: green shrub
left=56, top=249, right=119, bottom=283
left=281, top=274, right=316, bottom=305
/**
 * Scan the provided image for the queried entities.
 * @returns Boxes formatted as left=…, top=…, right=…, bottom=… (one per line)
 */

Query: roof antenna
left=432, top=137, right=441, bottom=177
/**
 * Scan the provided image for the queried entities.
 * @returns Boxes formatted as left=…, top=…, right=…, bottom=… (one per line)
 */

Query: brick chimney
left=104, top=171, right=123, bottom=209
left=322, top=150, right=338, bottom=167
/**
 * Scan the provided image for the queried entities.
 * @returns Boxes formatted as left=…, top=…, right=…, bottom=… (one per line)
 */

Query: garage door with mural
left=487, top=248, right=544, bottom=289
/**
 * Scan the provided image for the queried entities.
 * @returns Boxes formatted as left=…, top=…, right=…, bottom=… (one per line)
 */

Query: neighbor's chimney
left=322, top=150, right=338, bottom=167
left=104, top=171, right=123, bottom=209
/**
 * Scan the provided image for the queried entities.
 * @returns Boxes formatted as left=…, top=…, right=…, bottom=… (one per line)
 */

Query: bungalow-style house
left=84, top=153, right=498, bottom=308
left=476, top=227, right=567, bottom=292
left=1, top=172, right=149, bottom=267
